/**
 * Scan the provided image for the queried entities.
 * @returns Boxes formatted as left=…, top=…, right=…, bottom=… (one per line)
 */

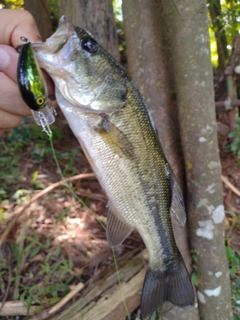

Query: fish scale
left=32, top=16, right=195, bottom=318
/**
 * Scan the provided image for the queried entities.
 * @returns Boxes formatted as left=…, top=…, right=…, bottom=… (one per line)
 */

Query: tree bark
left=162, top=0, right=233, bottom=319
left=57, top=0, right=119, bottom=61
left=24, top=0, right=52, bottom=41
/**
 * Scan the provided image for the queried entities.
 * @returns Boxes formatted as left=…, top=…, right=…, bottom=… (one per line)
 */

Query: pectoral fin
left=106, top=202, right=134, bottom=246
left=170, top=174, right=186, bottom=227
left=96, top=115, right=135, bottom=160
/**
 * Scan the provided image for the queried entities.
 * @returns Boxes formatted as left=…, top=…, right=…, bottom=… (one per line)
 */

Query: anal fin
left=106, top=202, right=134, bottom=246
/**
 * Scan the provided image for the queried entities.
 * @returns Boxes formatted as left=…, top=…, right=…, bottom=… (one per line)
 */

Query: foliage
left=191, top=249, right=201, bottom=286
left=0, top=0, right=23, bottom=9
left=208, top=0, right=240, bottom=68
left=226, top=116, right=240, bottom=164
left=225, top=244, right=240, bottom=319
left=2, top=233, right=81, bottom=313
left=220, top=0, right=240, bottom=45
left=47, top=0, right=59, bottom=31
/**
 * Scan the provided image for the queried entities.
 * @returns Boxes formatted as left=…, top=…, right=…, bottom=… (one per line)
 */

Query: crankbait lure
left=17, top=37, right=55, bottom=135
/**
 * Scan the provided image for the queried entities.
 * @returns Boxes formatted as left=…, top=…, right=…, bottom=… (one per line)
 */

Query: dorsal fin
left=170, top=172, right=186, bottom=226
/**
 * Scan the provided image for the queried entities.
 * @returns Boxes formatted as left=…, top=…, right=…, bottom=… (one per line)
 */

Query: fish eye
left=36, top=96, right=45, bottom=106
left=81, top=38, right=97, bottom=53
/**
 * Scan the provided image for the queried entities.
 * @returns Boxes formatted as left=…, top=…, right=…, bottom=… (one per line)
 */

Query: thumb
left=0, top=9, right=41, bottom=48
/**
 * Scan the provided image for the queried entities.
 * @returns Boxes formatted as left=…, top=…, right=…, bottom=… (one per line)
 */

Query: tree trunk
left=122, top=1, right=198, bottom=319
left=123, top=0, right=233, bottom=319
left=24, top=0, right=52, bottom=41
left=57, top=0, right=119, bottom=61
left=162, top=0, right=233, bottom=319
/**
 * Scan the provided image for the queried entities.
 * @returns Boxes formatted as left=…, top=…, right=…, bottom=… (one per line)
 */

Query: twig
left=221, top=175, right=240, bottom=197
left=48, top=282, right=84, bottom=315
left=0, top=301, right=40, bottom=316
left=0, top=173, right=95, bottom=248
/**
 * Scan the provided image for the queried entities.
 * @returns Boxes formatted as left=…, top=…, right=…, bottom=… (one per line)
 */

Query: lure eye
left=81, top=38, right=97, bottom=53
left=36, top=96, right=45, bottom=106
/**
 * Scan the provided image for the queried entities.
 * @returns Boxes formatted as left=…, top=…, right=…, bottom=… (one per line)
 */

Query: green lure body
left=18, top=40, right=47, bottom=111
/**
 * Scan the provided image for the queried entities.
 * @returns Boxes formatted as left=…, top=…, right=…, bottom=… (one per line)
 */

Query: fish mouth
left=32, top=16, right=73, bottom=56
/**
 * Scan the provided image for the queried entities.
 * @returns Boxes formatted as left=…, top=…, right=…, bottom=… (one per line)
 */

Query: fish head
left=33, top=16, right=127, bottom=113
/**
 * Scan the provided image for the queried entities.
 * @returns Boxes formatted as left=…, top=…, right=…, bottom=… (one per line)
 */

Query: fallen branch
left=221, top=175, right=240, bottom=198
left=0, top=173, right=95, bottom=248
left=0, top=301, right=41, bottom=316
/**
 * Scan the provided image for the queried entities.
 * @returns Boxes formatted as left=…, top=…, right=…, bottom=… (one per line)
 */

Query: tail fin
left=140, top=261, right=195, bottom=319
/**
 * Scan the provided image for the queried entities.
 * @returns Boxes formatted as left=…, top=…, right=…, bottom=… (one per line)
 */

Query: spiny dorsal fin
left=106, top=202, right=134, bottom=246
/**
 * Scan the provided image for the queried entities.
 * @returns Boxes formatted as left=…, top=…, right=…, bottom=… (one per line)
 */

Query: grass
left=6, top=233, right=80, bottom=314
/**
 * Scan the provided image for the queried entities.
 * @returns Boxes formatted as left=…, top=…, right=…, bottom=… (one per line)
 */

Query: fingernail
left=0, top=48, right=10, bottom=70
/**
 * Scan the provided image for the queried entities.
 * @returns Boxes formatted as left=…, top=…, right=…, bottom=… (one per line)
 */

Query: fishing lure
left=17, top=37, right=55, bottom=135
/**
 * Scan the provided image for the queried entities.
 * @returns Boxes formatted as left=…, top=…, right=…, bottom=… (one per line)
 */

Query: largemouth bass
left=32, top=17, right=195, bottom=318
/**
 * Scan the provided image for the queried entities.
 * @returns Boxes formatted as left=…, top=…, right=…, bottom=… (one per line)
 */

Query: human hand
left=0, top=9, right=54, bottom=136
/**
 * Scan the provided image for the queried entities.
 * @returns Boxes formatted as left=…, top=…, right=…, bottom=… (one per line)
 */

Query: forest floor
left=0, top=112, right=239, bottom=319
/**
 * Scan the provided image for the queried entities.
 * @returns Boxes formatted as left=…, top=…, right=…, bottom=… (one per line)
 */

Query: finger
left=0, top=72, right=31, bottom=116
left=0, top=9, right=41, bottom=48
left=0, top=109, right=23, bottom=130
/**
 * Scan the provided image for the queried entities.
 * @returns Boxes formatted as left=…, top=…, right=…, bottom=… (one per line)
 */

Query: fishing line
left=112, top=247, right=131, bottom=320
left=48, top=133, right=131, bottom=319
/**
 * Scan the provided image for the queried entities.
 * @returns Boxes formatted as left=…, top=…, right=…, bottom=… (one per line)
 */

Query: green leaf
left=45, top=237, right=51, bottom=249
left=191, top=273, right=200, bottom=285
left=234, top=313, right=240, bottom=320
left=29, top=284, right=40, bottom=293
left=55, top=245, right=61, bottom=258
left=68, top=259, right=73, bottom=270
left=66, top=275, right=74, bottom=284
left=226, top=245, right=235, bottom=263
left=230, top=264, right=237, bottom=275
left=150, top=311, right=157, bottom=320
left=29, top=245, right=41, bottom=259
left=26, top=295, right=33, bottom=314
